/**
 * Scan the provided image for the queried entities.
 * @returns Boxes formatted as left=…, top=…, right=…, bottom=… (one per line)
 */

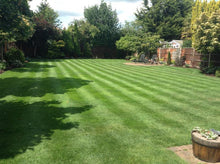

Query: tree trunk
left=208, top=53, right=211, bottom=67
left=1, top=43, right=3, bottom=61
left=4, top=41, right=7, bottom=53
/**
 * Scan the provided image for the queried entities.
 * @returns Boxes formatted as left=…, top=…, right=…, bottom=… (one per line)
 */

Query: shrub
left=125, top=55, right=131, bottom=60
left=5, top=48, right=25, bottom=67
left=182, top=40, right=192, bottom=48
left=215, top=67, right=220, bottom=77
left=10, top=60, right=23, bottom=68
left=199, top=55, right=218, bottom=74
left=185, top=64, right=190, bottom=68
left=46, top=40, right=65, bottom=59
left=130, top=56, right=137, bottom=61
left=175, top=56, right=186, bottom=66
left=0, top=61, right=6, bottom=71
left=201, top=65, right=217, bottom=74
left=167, top=51, right=171, bottom=65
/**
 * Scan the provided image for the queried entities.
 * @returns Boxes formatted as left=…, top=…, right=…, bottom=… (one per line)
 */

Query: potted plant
left=192, top=127, right=220, bottom=162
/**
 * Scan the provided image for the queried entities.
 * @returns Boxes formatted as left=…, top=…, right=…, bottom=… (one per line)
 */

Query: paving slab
left=168, top=145, right=220, bottom=164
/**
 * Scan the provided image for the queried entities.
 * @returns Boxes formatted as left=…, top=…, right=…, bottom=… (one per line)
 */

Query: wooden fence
left=157, top=48, right=203, bottom=67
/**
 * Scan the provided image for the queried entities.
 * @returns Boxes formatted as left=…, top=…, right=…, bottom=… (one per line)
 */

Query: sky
left=29, top=0, right=144, bottom=28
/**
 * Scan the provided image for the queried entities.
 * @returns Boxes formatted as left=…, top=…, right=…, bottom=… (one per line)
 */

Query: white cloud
left=29, top=0, right=143, bottom=28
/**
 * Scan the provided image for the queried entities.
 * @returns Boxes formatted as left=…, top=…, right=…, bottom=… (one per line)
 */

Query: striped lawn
left=0, top=59, right=220, bottom=164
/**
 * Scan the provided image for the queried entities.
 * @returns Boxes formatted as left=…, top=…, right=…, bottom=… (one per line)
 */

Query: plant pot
left=192, top=132, right=220, bottom=162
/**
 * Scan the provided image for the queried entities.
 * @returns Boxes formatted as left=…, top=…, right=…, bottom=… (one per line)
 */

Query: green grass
left=0, top=59, right=220, bottom=164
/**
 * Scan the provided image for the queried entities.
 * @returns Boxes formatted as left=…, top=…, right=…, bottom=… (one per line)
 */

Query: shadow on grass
left=0, top=77, right=92, bottom=98
left=0, top=100, right=93, bottom=159
left=10, top=62, right=56, bottom=73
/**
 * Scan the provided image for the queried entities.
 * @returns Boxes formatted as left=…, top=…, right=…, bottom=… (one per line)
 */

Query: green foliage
left=34, top=0, right=61, bottom=28
left=193, top=10, right=220, bottom=54
left=200, top=54, right=217, bottom=74
left=181, top=13, right=193, bottom=40
left=68, top=20, right=99, bottom=58
left=136, top=0, right=194, bottom=40
left=174, top=56, right=186, bottom=66
left=62, top=30, right=74, bottom=57
left=130, top=56, right=138, bottom=61
left=5, top=48, right=25, bottom=67
left=185, top=64, right=190, bottom=68
left=191, top=0, right=220, bottom=44
left=216, top=67, right=220, bottom=77
left=167, top=51, right=171, bottom=65
left=182, top=40, right=192, bottom=48
left=200, top=65, right=217, bottom=74
left=125, top=55, right=132, bottom=60
left=116, top=35, right=141, bottom=54
left=72, top=23, right=81, bottom=57
left=116, top=22, right=161, bottom=57
left=0, top=0, right=34, bottom=41
left=84, top=0, right=120, bottom=47
left=0, top=59, right=220, bottom=163
left=30, top=0, right=62, bottom=57
left=0, top=61, right=6, bottom=71
left=83, top=42, right=93, bottom=58
left=193, top=127, right=218, bottom=140
left=141, top=34, right=161, bottom=57
left=193, top=10, right=220, bottom=74
left=46, top=40, right=65, bottom=59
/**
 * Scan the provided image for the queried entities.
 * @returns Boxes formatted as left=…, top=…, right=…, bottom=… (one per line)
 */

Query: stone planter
left=192, top=132, right=220, bottom=162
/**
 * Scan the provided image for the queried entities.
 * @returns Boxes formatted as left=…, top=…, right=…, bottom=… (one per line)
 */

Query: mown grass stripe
left=83, top=59, right=220, bottom=92
left=1, top=59, right=219, bottom=164
left=65, top=60, right=194, bottom=133
left=87, top=59, right=220, bottom=90
left=57, top=60, right=135, bottom=163
left=78, top=60, right=220, bottom=114
left=61, top=60, right=181, bottom=163
left=70, top=60, right=219, bottom=121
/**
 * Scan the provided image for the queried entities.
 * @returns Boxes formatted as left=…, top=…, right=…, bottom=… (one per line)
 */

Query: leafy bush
left=125, top=55, right=131, bottom=60
left=185, top=64, right=190, bottom=68
left=201, top=65, right=217, bottom=74
left=182, top=40, right=192, bottom=48
left=10, top=60, right=23, bottom=68
left=130, top=56, right=137, bottom=61
left=5, top=48, right=25, bottom=67
left=215, top=67, right=220, bottom=77
left=175, top=56, right=186, bottom=66
left=46, top=40, right=65, bottom=59
left=0, top=61, right=6, bottom=71
left=159, top=58, right=164, bottom=64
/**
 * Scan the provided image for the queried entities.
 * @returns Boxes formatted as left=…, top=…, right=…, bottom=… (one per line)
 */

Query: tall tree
left=191, top=0, right=220, bottom=44
left=68, top=20, right=99, bottom=58
left=84, top=0, right=120, bottom=47
left=193, top=10, right=220, bottom=73
left=136, top=0, right=194, bottom=40
left=116, top=21, right=161, bottom=57
left=193, top=10, right=220, bottom=55
left=62, top=29, right=74, bottom=57
left=29, top=0, right=61, bottom=57
left=0, top=0, right=33, bottom=40
left=0, top=0, right=34, bottom=59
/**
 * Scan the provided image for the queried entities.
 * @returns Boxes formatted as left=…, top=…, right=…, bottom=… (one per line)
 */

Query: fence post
left=159, top=48, right=161, bottom=60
